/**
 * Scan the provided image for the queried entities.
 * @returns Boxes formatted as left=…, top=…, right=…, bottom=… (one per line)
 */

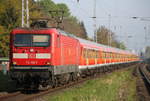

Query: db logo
left=28, top=53, right=36, bottom=59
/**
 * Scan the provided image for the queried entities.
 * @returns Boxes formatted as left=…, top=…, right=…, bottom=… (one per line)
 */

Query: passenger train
left=9, top=28, right=139, bottom=89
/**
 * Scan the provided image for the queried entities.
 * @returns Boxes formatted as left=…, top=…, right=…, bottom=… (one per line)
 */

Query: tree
left=0, top=5, right=20, bottom=32
left=97, top=26, right=109, bottom=45
left=0, top=34, right=9, bottom=57
left=0, top=0, right=43, bottom=31
left=79, top=22, right=88, bottom=39
left=0, top=25, right=5, bottom=34
left=0, top=0, right=43, bottom=57
left=97, top=26, right=126, bottom=49
left=56, top=3, right=70, bottom=17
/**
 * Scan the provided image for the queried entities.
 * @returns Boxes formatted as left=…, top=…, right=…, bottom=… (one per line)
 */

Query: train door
left=76, top=43, right=80, bottom=65
left=60, top=43, right=64, bottom=65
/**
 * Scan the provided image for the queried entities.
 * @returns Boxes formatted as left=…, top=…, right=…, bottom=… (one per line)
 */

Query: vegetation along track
left=0, top=64, right=138, bottom=101
left=136, top=63, right=150, bottom=101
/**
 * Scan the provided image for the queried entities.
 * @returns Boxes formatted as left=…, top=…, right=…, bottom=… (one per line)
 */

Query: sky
left=53, top=0, right=150, bottom=54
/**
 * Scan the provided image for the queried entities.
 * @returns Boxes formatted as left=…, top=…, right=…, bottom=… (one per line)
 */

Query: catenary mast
left=22, top=0, right=29, bottom=27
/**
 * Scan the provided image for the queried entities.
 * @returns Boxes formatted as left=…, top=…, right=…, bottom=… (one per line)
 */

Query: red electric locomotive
left=9, top=27, right=139, bottom=89
left=10, top=28, right=80, bottom=88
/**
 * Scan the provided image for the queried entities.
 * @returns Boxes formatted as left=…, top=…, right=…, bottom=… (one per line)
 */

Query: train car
left=77, top=38, right=139, bottom=70
left=10, top=28, right=80, bottom=88
left=9, top=27, right=140, bottom=89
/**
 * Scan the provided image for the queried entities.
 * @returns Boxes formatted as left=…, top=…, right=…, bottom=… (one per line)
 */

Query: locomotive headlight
left=30, top=49, right=34, bottom=52
left=36, top=53, right=51, bottom=59
left=46, top=62, right=51, bottom=65
left=13, top=62, right=17, bottom=65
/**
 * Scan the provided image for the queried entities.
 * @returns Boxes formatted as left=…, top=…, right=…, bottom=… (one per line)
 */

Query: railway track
left=139, top=64, right=150, bottom=86
left=0, top=75, right=102, bottom=101
left=0, top=72, right=105, bottom=101
left=136, top=63, right=150, bottom=101
left=0, top=64, right=138, bottom=101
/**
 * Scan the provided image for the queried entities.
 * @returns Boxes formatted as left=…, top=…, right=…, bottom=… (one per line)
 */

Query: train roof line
left=14, top=27, right=56, bottom=30
left=57, top=29, right=135, bottom=55
left=13, top=28, right=136, bottom=55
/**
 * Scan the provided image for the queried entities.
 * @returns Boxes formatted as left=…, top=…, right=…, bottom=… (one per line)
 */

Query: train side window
left=105, top=52, right=106, bottom=58
left=96, top=51, right=99, bottom=58
left=94, top=50, right=96, bottom=58
left=98, top=51, right=100, bottom=58
left=101, top=51, right=103, bottom=58
left=95, top=50, right=97, bottom=58
left=102, top=52, right=104, bottom=58
left=104, top=52, right=106, bottom=58
left=110, top=53, right=112, bottom=59
left=99, top=51, right=102, bottom=58
left=87, top=49, right=89, bottom=58
left=83, top=49, right=85, bottom=58
left=91, top=50, right=93, bottom=58
left=92, top=50, right=94, bottom=58
left=107, top=52, right=109, bottom=58
left=88, top=49, right=90, bottom=58
left=83, top=49, right=86, bottom=58
left=106, top=52, right=108, bottom=58
left=113, top=53, right=114, bottom=58
left=105, top=52, right=107, bottom=58
left=85, top=49, right=87, bottom=58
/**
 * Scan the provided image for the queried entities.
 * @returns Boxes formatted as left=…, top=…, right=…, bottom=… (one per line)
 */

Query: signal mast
left=92, top=0, right=97, bottom=43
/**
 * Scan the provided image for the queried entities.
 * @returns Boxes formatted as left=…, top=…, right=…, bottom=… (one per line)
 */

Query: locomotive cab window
left=33, top=35, right=49, bottom=47
left=14, top=34, right=50, bottom=47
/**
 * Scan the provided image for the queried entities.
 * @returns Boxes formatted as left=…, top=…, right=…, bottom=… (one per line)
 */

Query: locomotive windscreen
left=14, top=34, right=50, bottom=47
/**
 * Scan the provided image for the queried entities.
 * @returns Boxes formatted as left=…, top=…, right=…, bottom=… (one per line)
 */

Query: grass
left=44, top=68, right=137, bottom=101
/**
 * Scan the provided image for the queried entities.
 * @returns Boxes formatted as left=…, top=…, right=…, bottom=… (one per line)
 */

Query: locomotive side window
left=83, top=49, right=86, bottom=58
left=14, top=34, right=50, bottom=47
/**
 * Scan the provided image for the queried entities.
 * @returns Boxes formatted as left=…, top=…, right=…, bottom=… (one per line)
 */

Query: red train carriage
left=77, top=38, right=139, bottom=70
left=9, top=28, right=140, bottom=89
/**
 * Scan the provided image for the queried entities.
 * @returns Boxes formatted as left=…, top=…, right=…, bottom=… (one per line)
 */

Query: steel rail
left=139, top=66, right=150, bottom=85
